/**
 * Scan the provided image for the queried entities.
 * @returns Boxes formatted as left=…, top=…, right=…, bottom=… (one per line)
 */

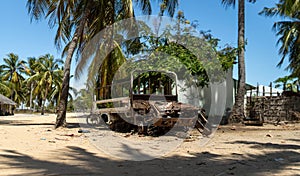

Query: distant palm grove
left=0, top=53, right=71, bottom=115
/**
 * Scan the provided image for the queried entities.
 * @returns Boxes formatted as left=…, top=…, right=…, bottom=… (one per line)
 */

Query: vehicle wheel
left=86, top=114, right=100, bottom=126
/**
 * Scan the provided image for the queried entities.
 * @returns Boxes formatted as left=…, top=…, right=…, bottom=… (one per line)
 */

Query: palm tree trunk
left=42, top=85, right=49, bottom=115
left=230, top=0, right=246, bottom=123
left=41, top=98, right=46, bottom=115
left=38, top=95, right=42, bottom=112
left=55, top=7, right=90, bottom=129
left=124, top=0, right=133, bottom=18
left=55, top=33, right=78, bottom=128
left=30, top=83, right=33, bottom=111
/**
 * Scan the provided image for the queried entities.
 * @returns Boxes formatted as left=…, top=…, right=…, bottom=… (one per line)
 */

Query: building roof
left=233, top=79, right=256, bottom=91
left=0, top=94, right=16, bottom=105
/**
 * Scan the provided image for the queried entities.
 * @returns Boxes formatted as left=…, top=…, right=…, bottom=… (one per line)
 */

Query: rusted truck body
left=88, top=70, right=209, bottom=136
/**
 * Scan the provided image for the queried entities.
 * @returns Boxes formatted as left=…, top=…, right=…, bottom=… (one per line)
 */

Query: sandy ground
left=0, top=113, right=299, bottom=176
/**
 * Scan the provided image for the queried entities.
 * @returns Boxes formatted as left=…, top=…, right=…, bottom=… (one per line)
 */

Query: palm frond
left=27, top=0, right=50, bottom=21
left=221, top=0, right=236, bottom=9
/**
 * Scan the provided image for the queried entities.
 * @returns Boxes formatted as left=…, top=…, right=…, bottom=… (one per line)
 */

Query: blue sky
left=0, top=0, right=289, bottom=87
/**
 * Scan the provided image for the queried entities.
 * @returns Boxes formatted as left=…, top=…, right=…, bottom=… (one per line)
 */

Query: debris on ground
left=78, top=129, right=90, bottom=133
left=274, top=158, right=284, bottom=162
left=59, top=134, right=81, bottom=137
left=124, top=134, right=131, bottom=138
left=183, top=139, right=196, bottom=142
left=54, top=137, right=69, bottom=141
left=266, top=134, right=272, bottom=137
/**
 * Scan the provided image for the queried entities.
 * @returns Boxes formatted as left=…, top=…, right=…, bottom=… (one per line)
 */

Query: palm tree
left=27, top=0, right=179, bottom=128
left=75, top=0, right=179, bottom=100
left=27, top=54, right=63, bottom=115
left=28, top=0, right=93, bottom=125
left=24, top=57, right=38, bottom=110
left=49, top=74, right=76, bottom=113
left=260, top=0, right=300, bottom=78
left=274, top=75, right=298, bottom=92
left=221, top=0, right=256, bottom=122
left=0, top=53, right=27, bottom=105
left=0, top=67, right=11, bottom=97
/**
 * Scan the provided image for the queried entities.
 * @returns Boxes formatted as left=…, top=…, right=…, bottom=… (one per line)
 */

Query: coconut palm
left=260, top=0, right=300, bottom=78
left=261, top=0, right=300, bottom=18
left=48, top=74, right=76, bottom=112
left=23, top=57, right=39, bottom=110
left=0, top=66, right=11, bottom=96
left=27, top=54, right=63, bottom=115
left=0, top=53, right=27, bottom=105
left=27, top=0, right=179, bottom=128
left=274, top=75, right=298, bottom=91
left=75, top=0, right=179, bottom=100
left=27, top=0, right=97, bottom=125
left=221, top=0, right=256, bottom=122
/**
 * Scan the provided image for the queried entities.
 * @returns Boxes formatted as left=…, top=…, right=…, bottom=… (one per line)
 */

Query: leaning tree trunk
left=230, top=0, right=246, bottom=123
left=55, top=7, right=90, bottom=129
left=55, top=34, right=78, bottom=128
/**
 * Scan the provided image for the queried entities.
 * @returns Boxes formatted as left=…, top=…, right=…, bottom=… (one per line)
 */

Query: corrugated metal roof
left=0, top=94, right=16, bottom=105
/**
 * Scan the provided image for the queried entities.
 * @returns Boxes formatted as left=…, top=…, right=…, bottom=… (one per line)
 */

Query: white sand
left=0, top=113, right=299, bottom=175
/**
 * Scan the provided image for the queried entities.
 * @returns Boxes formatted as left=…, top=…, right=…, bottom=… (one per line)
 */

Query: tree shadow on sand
left=0, top=118, right=80, bottom=128
left=0, top=141, right=299, bottom=176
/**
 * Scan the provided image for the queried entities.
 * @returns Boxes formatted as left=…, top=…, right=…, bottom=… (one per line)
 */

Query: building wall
left=246, top=95, right=300, bottom=121
left=177, top=69, right=234, bottom=118
left=0, top=104, right=14, bottom=116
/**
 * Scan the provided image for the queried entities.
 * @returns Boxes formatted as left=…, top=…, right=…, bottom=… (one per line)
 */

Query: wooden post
left=149, top=78, right=151, bottom=94
left=270, top=82, right=272, bottom=98
left=263, top=86, right=265, bottom=96
left=250, top=89, right=252, bottom=105
left=257, top=83, right=259, bottom=96
left=138, top=77, right=140, bottom=94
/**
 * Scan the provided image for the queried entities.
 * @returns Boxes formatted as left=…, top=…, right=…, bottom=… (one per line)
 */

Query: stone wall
left=246, top=95, right=300, bottom=122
